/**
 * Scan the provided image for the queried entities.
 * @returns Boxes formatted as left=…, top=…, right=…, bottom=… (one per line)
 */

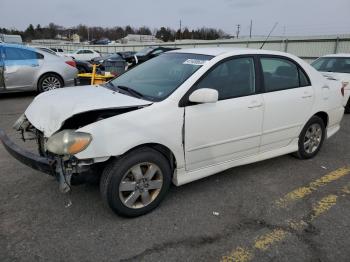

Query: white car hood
left=25, top=86, right=152, bottom=137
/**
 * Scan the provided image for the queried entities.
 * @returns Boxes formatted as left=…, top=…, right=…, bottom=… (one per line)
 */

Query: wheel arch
left=313, top=111, right=329, bottom=127
left=120, top=143, right=177, bottom=173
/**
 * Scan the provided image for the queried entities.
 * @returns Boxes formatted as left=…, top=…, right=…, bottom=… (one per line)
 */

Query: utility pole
left=249, top=20, right=253, bottom=38
left=236, top=24, right=241, bottom=39
left=179, top=20, right=182, bottom=40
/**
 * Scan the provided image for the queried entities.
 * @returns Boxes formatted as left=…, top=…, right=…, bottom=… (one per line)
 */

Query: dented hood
left=25, top=85, right=152, bottom=136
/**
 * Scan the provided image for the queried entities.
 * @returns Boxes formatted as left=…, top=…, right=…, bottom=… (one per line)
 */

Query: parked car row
left=0, top=43, right=77, bottom=93
left=0, top=47, right=346, bottom=217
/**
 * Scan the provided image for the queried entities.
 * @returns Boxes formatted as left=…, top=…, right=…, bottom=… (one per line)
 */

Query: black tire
left=294, top=116, right=326, bottom=159
left=100, top=148, right=172, bottom=217
left=37, top=132, right=47, bottom=157
left=345, top=98, right=350, bottom=114
left=38, top=73, right=63, bottom=93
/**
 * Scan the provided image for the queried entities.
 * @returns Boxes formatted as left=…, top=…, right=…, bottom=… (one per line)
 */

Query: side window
left=299, top=68, right=310, bottom=86
left=261, top=57, right=301, bottom=92
left=195, top=57, right=256, bottom=100
left=77, top=50, right=84, bottom=54
left=85, top=50, right=93, bottom=54
left=4, top=47, right=40, bottom=60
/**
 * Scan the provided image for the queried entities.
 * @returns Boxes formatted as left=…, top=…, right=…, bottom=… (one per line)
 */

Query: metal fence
left=33, top=35, right=350, bottom=63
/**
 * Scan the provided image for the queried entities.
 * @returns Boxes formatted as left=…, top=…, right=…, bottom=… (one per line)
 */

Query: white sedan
left=65, top=49, right=101, bottom=61
left=312, top=53, right=350, bottom=113
left=0, top=48, right=345, bottom=217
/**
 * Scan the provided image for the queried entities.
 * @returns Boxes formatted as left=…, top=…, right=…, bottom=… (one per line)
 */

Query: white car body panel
left=321, top=72, right=350, bottom=106
left=24, top=48, right=345, bottom=186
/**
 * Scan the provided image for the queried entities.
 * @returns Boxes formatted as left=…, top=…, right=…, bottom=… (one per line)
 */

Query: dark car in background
left=128, top=46, right=179, bottom=68
left=91, top=53, right=127, bottom=75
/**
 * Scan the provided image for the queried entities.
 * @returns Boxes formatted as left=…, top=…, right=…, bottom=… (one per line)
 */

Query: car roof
left=321, top=53, right=350, bottom=58
left=0, top=42, right=36, bottom=51
left=169, top=47, right=293, bottom=57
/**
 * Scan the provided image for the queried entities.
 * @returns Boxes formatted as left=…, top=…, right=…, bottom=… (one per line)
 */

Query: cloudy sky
left=0, top=0, right=349, bottom=36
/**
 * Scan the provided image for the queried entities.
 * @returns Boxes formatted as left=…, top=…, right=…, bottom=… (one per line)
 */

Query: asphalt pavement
left=1, top=92, right=350, bottom=262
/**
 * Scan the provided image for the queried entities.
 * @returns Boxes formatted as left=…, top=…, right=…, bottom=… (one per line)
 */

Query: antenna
left=260, top=22, right=278, bottom=49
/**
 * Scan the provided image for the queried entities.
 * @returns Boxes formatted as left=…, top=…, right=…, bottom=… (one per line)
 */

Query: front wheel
left=294, top=116, right=326, bottom=159
left=100, top=148, right=172, bottom=217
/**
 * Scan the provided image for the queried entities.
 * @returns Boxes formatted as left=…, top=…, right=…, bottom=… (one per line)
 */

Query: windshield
left=107, top=53, right=213, bottom=101
left=311, top=57, right=350, bottom=73
left=136, top=47, right=155, bottom=56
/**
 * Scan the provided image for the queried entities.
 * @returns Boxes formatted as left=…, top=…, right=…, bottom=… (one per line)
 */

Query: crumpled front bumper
left=0, top=128, right=56, bottom=175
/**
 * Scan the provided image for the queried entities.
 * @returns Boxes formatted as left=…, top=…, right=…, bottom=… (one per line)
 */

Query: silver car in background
left=0, top=43, right=77, bottom=93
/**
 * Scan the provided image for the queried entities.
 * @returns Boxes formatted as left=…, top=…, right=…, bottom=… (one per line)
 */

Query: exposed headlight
left=46, top=130, right=92, bottom=155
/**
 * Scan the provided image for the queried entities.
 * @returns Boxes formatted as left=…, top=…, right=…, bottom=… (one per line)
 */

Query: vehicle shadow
left=0, top=91, right=36, bottom=99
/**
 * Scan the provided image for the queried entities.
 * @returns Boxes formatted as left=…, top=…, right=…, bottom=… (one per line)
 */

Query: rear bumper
left=0, top=129, right=56, bottom=175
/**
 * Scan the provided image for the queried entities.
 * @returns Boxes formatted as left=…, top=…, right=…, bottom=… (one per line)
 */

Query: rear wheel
left=38, top=73, right=63, bottom=93
left=100, top=148, right=171, bottom=217
left=294, top=116, right=326, bottom=159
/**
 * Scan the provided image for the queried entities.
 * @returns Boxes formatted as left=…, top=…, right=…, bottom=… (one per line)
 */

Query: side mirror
left=189, top=88, right=218, bottom=104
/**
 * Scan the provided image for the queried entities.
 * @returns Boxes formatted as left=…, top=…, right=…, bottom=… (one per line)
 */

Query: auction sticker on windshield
left=183, top=59, right=209, bottom=66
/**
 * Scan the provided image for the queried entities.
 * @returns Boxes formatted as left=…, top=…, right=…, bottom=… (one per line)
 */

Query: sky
left=0, top=0, right=349, bottom=36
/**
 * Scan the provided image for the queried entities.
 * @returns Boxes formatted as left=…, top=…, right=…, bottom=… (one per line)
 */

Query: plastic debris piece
left=321, top=166, right=327, bottom=170
left=213, top=211, right=220, bottom=216
left=65, top=199, right=72, bottom=208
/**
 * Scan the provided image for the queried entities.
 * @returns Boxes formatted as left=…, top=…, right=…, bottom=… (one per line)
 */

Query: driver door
left=184, top=56, right=264, bottom=171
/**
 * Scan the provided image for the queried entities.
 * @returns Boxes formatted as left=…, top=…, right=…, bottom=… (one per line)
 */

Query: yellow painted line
left=254, top=229, right=288, bottom=251
left=276, top=167, right=350, bottom=208
left=221, top=247, right=253, bottom=262
left=221, top=171, right=350, bottom=262
left=311, top=194, right=338, bottom=220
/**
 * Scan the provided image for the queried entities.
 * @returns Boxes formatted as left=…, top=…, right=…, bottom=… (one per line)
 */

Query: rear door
left=259, top=56, right=314, bottom=152
left=3, top=46, right=43, bottom=90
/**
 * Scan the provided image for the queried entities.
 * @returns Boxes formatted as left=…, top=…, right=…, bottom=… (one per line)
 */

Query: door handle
left=248, top=102, right=263, bottom=109
left=302, top=95, right=313, bottom=99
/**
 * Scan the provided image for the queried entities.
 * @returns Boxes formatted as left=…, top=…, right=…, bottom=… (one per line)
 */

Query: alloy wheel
left=41, top=76, right=61, bottom=91
left=119, top=162, right=163, bottom=209
left=303, top=123, right=322, bottom=154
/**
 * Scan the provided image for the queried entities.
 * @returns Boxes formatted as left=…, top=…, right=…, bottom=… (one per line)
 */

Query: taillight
left=65, top=60, right=76, bottom=68
left=341, top=81, right=349, bottom=97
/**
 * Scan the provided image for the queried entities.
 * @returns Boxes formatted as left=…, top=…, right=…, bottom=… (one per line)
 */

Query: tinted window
left=261, top=57, right=300, bottom=92
left=85, top=50, right=93, bottom=54
left=77, top=50, right=84, bottom=54
left=299, top=69, right=310, bottom=86
left=5, top=47, right=42, bottom=60
left=311, top=57, right=350, bottom=73
left=195, top=57, right=255, bottom=100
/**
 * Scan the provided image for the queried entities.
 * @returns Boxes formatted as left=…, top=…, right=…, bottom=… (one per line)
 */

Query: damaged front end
left=1, top=114, right=104, bottom=193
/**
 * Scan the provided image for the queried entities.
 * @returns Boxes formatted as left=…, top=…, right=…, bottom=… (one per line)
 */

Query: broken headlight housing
left=46, top=130, right=92, bottom=155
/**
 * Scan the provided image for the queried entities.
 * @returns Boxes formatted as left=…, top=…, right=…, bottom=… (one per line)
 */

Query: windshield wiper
left=117, top=85, right=144, bottom=99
